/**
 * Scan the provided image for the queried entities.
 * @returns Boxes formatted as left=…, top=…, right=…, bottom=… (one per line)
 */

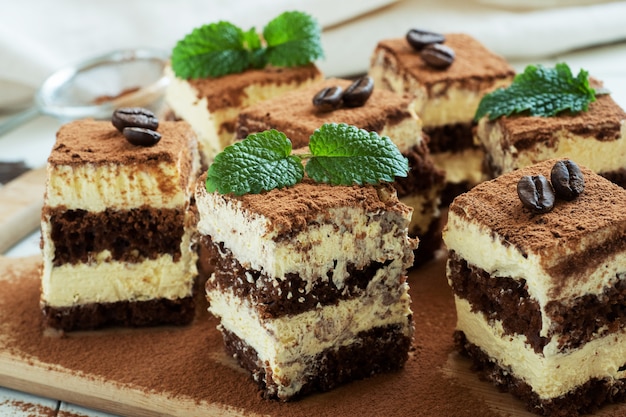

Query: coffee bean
left=342, top=76, right=374, bottom=108
left=551, top=159, right=584, bottom=200
left=123, top=127, right=162, bottom=147
left=313, top=86, right=343, bottom=112
left=406, top=29, right=445, bottom=51
left=112, top=107, right=159, bottom=132
left=517, top=175, right=555, bottom=214
left=420, top=44, right=455, bottom=69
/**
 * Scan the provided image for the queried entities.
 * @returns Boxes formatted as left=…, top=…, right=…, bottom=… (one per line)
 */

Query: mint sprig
left=172, top=11, right=323, bottom=79
left=474, top=63, right=597, bottom=121
left=206, top=123, right=409, bottom=196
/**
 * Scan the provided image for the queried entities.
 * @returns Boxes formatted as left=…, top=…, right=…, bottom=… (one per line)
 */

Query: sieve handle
left=0, top=106, right=40, bottom=137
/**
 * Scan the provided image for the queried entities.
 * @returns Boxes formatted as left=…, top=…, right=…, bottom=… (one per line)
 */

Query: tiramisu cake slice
left=369, top=32, right=515, bottom=201
left=444, top=158, right=626, bottom=415
left=236, top=77, right=445, bottom=263
left=475, top=85, right=626, bottom=188
left=41, top=118, right=200, bottom=331
left=196, top=178, right=416, bottom=400
left=165, top=65, right=323, bottom=162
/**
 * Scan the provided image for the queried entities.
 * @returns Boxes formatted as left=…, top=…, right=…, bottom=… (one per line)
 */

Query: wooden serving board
left=1, top=171, right=625, bottom=416
left=0, top=166, right=46, bottom=254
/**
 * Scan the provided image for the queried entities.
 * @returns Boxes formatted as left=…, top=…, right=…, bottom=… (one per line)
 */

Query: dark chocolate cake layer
left=448, top=251, right=626, bottom=353
left=455, top=331, right=626, bottom=417
left=410, top=213, right=444, bottom=266
left=423, top=123, right=476, bottom=154
left=394, top=143, right=445, bottom=197
left=45, top=206, right=186, bottom=266
left=222, top=323, right=412, bottom=401
left=204, top=236, right=403, bottom=319
left=42, top=295, right=195, bottom=331
left=600, top=168, right=626, bottom=189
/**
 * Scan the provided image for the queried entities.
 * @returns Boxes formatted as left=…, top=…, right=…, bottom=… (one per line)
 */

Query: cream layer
left=456, top=296, right=626, bottom=400
left=196, top=187, right=414, bottom=289
left=165, top=66, right=321, bottom=161
left=444, top=210, right=626, bottom=336
left=41, top=223, right=197, bottom=307
left=400, top=191, right=441, bottom=235
left=378, top=105, right=425, bottom=153
left=45, top=163, right=187, bottom=211
left=208, top=274, right=412, bottom=399
left=431, top=147, right=485, bottom=186
left=476, top=118, right=626, bottom=175
left=369, top=54, right=510, bottom=128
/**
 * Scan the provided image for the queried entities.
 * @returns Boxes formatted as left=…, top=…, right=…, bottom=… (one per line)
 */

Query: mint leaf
left=171, top=11, right=323, bottom=79
left=206, top=130, right=303, bottom=195
left=263, top=11, right=324, bottom=67
left=242, top=28, right=267, bottom=69
left=171, top=22, right=251, bottom=79
left=305, top=123, right=409, bottom=186
left=243, top=27, right=262, bottom=50
left=474, top=63, right=597, bottom=121
left=206, top=124, right=408, bottom=195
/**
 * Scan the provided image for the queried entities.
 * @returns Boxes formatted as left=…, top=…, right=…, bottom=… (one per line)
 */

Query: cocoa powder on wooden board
left=0, top=399, right=57, bottom=417
left=0, top=256, right=503, bottom=417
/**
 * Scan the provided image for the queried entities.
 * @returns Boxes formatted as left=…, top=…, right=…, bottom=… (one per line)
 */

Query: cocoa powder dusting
left=0, top=399, right=56, bottom=416
left=375, top=34, right=515, bottom=91
left=1, top=257, right=500, bottom=417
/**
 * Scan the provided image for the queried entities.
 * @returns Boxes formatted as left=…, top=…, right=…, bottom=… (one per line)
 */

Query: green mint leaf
left=305, top=123, right=409, bottom=186
left=248, top=48, right=268, bottom=70
left=263, top=11, right=324, bottom=67
left=474, top=63, right=597, bottom=121
left=171, top=21, right=251, bottom=79
left=206, top=130, right=304, bottom=195
left=243, top=27, right=262, bottom=50
left=242, top=28, right=267, bottom=69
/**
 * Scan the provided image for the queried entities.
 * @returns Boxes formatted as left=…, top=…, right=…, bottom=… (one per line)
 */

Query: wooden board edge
left=0, top=353, right=257, bottom=417
left=0, top=166, right=45, bottom=254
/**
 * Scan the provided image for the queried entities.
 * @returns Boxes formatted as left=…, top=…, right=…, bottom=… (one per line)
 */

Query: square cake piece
left=41, top=119, right=200, bottom=331
left=196, top=178, right=416, bottom=400
left=235, top=77, right=445, bottom=264
left=475, top=89, right=626, bottom=188
left=165, top=64, right=323, bottom=162
left=369, top=33, right=515, bottom=201
left=444, top=158, right=626, bottom=415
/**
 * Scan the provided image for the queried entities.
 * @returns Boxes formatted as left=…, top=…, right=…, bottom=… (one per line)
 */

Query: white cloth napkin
left=0, top=0, right=399, bottom=89
left=321, top=0, right=626, bottom=76
left=1, top=0, right=625, bottom=93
